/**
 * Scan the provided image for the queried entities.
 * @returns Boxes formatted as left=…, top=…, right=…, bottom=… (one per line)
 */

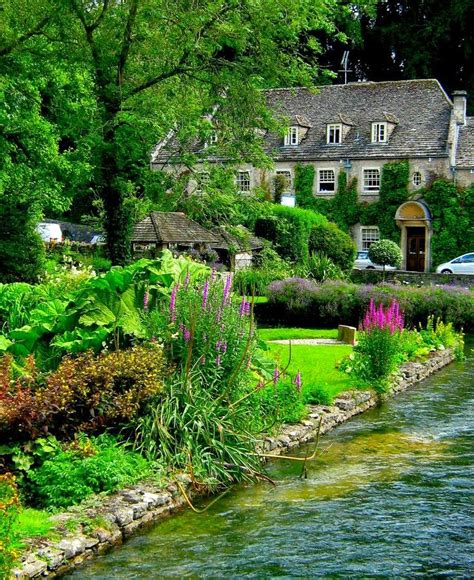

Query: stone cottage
left=151, top=79, right=474, bottom=272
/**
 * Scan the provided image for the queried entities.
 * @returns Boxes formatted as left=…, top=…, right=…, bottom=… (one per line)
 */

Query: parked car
left=435, top=253, right=474, bottom=275
left=354, top=251, right=397, bottom=270
left=36, top=222, right=62, bottom=242
left=90, top=234, right=106, bottom=245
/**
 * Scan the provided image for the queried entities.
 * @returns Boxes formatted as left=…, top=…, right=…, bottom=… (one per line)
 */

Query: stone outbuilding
left=210, top=226, right=264, bottom=270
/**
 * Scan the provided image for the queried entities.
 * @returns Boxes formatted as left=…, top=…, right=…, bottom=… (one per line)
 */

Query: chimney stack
left=452, top=90, right=467, bottom=125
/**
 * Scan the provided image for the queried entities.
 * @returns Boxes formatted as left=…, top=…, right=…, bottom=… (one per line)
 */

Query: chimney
left=452, top=90, right=467, bottom=125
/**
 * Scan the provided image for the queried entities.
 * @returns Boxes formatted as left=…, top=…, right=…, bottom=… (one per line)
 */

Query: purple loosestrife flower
left=239, top=296, right=251, bottom=317
left=295, top=371, right=302, bottom=392
left=211, top=269, right=217, bottom=282
left=184, top=271, right=191, bottom=289
left=183, top=327, right=191, bottom=343
left=170, top=284, right=179, bottom=322
left=273, top=367, right=280, bottom=386
left=202, top=279, right=210, bottom=310
left=222, top=273, right=233, bottom=305
left=143, top=290, right=150, bottom=312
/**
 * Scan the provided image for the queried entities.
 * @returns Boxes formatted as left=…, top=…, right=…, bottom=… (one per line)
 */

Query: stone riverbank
left=12, top=348, right=455, bottom=579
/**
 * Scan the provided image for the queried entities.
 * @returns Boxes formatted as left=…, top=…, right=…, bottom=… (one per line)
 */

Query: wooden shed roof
left=132, top=212, right=218, bottom=244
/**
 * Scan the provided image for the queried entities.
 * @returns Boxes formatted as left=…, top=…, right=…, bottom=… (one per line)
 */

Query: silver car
left=354, top=251, right=397, bottom=270
left=435, top=253, right=474, bottom=275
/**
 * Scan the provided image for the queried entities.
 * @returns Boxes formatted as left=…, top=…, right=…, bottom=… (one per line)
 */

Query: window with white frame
left=195, top=171, right=210, bottom=194
left=318, top=169, right=336, bottom=193
left=363, top=168, right=381, bottom=193
left=326, top=124, right=342, bottom=144
left=412, top=171, right=422, bottom=186
left=275, top=170, right=292, bottom=194
left=284, top=126, right=299, bottom=146
left=361, top=226, right=380, bottom=251
left=236, top=170, right=251, bottom=193
left=371, top=122, right=388, bottom=143
left=204, top=131, right=217, bottom=148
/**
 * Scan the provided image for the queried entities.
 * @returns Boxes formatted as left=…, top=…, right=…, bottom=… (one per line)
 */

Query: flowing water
left=72, top=342, right=474, bottom=578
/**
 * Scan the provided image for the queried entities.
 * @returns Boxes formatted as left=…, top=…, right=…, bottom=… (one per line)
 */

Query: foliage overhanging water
left=70, top=340, right=474, bottom=578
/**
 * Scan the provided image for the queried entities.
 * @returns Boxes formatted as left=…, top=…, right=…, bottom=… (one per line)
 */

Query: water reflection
left=70, top=343, right=474, bottom=578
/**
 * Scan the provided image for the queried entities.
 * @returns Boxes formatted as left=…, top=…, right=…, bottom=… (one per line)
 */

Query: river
left=70, top=341, right=474, bottom=578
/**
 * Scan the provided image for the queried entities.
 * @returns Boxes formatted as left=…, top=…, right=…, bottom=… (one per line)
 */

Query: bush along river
left=69, top=339, right=474, bottom=579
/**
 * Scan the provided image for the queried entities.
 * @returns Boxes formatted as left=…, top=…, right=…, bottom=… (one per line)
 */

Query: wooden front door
left=406, top=227, right=426, bottom=271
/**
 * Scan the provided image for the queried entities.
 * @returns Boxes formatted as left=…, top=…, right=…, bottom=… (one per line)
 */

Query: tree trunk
left=100, top=111, right=132, bottom=266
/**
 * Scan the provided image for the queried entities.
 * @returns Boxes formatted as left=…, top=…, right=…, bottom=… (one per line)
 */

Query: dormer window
left=204, top=131, right=218, bottom=148
left=371, top=122, right=388, bottom=143
left=327, top=124, right=342, bottom=144
left=284, top=126, right=299, bottom=146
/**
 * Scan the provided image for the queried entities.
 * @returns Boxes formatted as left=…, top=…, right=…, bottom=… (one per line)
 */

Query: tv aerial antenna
left=339, top=51, right=352, bottom=85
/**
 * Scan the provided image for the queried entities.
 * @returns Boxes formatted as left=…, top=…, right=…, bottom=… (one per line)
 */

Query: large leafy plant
left=1, top=251, right=208, bottom=368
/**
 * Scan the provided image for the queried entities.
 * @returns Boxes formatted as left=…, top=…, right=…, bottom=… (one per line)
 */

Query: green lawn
left=258, top=327, right=338, bottom=341
left=264, top=342, right=356, bottom=405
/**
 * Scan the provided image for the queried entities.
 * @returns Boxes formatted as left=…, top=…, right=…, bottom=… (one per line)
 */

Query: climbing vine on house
left=373, top=160, right=409, bottom=240
left=423, top=180, right=474, bottom=265
left=295, top=160, right=410, bottom=238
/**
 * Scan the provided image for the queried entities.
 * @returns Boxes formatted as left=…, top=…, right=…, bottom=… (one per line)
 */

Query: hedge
left=254, top=205, right=326, bottom=263
left=257, top=279, right=474, bottom=330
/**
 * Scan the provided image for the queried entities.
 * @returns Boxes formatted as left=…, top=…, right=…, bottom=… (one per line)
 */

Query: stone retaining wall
left=12, top=348, right=455, bottom=579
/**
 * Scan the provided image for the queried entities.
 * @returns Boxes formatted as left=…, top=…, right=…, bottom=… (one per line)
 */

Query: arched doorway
left=395, top=201, right=432, bottom=272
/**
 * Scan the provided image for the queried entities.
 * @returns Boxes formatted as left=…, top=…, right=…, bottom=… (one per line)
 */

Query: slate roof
left=210, top=226, right=264, bottom=251
left=152, top=79, right=453, bottom=165
left=264, top=80, right=451, bottom=161
left=132, top=212, right=218, bottom=244
left=456, top=118, right=474, bottom=167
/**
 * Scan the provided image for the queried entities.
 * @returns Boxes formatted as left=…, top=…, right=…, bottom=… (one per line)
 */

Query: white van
left=36, top=222, right=63, bottom=243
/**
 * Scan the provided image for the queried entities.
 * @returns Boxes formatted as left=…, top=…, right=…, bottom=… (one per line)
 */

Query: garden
left=0, top=247, right=467, bottom=577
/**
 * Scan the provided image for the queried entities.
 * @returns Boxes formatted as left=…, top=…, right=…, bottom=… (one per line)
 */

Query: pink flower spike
left=295, top=370, right=302, bottom=392
left=273, top=367, right=280, bottom=386
left=170, top=284, right=179, bottom=322
left=202, top=279, right=210, bottom=310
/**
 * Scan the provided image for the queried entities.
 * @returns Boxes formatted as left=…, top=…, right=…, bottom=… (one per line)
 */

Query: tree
left=317, top=1, right=474, bottom=111
left=2, top=0, right=366, bottom=264
left=368, top=239, right=402, bottom=279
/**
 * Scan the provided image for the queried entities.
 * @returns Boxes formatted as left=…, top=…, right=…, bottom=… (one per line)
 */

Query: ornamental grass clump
left=134, top=273, right=271, bottom=488
left=353, top=298, right=405, bottom=391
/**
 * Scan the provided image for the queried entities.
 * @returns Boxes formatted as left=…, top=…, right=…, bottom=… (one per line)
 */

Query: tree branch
left=0, top=15, right=50, bottom=57
left=117, top=0, right=139, bottom=86
left=126, top=2, right=236, bottom=98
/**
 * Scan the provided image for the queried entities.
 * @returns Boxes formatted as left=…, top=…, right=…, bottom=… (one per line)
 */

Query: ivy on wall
left=294, top=159, right=474, bottom=268
left=295, top=160, right=409, bottom=238
left=423, top=180, right=474, bottom=265
left=374, top=160, right=409, bottom=241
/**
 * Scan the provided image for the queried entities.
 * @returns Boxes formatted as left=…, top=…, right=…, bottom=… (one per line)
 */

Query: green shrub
left=368, top=239, right=402, bottom=271
left=255, top=205, right=327, bottom=263
left=29, top=434, right=152, bottom=509
left=233, top=247, right=293, bottom=295
left=0, top=345, right=165, bottom=441
left=256, top=379, right=306, bottom=424
left=0, top=199, right=45, bottom=283
left=0, top=473, right=20, bottom=578
left=298, top=253, right=345, bottom=282
left=308, top=222, right=356, bottom=273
